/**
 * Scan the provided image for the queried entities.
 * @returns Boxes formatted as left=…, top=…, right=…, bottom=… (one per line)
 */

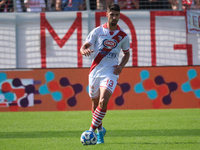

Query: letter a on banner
left=40, top=12, right=82, bottom=68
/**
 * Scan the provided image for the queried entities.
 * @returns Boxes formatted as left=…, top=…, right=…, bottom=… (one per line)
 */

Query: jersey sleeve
left=121, top=35, right=130, bottom=53
left=86, top=28, right=98, bottom=46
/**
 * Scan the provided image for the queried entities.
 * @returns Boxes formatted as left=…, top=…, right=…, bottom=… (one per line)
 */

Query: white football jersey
left=86, top=23, right=130, bottom=78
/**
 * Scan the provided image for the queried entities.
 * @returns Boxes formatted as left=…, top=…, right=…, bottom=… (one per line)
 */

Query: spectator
left=55, top=0, right=84, bottom=11
left=45, top=0, right=56, bottom=11
left=118, top=0, right=139, bottom=10
left=140, top=0, right=171, bottom=9
left=16, top=0, right=22, bottom=12
left=97, top=0, right=113, bottom=10
left=90, top=0, right=96, bottom=10
left=162, top=0, right=172, bottom=9
left=189, top=0, right=200, bottom=9
left=16, top=0, right=27, bottom=12
left=0, top=0, right=13, bottom=12
left=168, top=0, right=193, bottom=10
left=24, top=0, right=46, bottom=12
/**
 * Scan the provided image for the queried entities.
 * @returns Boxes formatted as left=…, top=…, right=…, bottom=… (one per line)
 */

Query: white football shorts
left=89, top=75, right=118, bottom=99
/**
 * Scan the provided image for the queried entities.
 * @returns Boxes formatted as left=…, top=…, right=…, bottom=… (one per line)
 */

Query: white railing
left=0, top=10, right=200, bottom=69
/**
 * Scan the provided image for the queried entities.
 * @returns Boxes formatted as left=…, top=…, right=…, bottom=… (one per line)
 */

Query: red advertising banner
left=0, top=66, right=200, bottom=112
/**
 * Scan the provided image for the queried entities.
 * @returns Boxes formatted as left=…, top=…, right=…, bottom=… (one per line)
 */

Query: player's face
left=107, top=10, right=120, bottom=26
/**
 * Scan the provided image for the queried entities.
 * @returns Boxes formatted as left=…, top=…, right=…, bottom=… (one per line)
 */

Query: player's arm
left=80, top=42, right=94, bottom=57
left=119, top=51, right=130, bottom=68
left=113, top=51, right=130, bottom=75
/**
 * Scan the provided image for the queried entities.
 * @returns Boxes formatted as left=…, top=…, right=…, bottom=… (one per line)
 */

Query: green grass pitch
left=0, top=109, right=200, bottom=150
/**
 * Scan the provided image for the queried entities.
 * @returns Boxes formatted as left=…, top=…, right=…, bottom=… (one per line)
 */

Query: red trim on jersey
left=100, top=85, right=113, bottom=94
left=91, top=94, right=100, bottom=99
left=103, top=23, right=107, bottom=28
left=89, top=28, right=127, bottom=74
left=123, top=49, right=129, bottom=53
left=89, top=53, right=105, bottom=74
left=102, top=23, right=120, bottom=30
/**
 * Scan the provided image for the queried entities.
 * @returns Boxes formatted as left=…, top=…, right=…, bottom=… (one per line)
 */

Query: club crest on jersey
left=103, top=39, right=117, bottom=49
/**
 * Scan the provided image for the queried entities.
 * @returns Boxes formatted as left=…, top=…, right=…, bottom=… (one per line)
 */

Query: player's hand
left=81, top=49, right=94, bottom=57
left=113, top=65, right=122, bottom=75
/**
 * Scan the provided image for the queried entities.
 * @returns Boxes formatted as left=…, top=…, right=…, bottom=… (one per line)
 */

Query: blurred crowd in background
left=0, top=0, right=199, bottom=12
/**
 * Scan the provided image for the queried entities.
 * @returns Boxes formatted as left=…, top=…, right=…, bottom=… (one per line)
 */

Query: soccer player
left=80, top=3, right=130, bottom=144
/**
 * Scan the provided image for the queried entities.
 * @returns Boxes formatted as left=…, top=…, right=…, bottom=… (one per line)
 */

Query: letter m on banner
left=40, top=12, right=82, bottom=68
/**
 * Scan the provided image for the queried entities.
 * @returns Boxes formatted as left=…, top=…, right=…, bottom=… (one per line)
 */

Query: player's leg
left=92, top=97, right=99, bottom=112
left=90, top=87, right=112, bottom=131
left=99, top=87, right=112, bottom=109
left=89, top=76, right=117, bottom=143
left=91, top=96, right=102, bottom=130
left=96, top=76, right=118, bottom=144
left=88, top=76, right=101, bottom=132
left=91, top=96, right=106, bottom=135
left=95, top=87, right=112, bottom=144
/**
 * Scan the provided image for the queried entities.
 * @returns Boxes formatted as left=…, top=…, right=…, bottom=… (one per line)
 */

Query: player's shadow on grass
left=0, top=129, right=199, bottom=139
left=0, top=131, right=82, bottom=139
left=108, top=129, right=200, bottom=137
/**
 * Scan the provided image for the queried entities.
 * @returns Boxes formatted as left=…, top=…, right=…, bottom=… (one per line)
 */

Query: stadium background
left=0, top=2, right=200, bottom=111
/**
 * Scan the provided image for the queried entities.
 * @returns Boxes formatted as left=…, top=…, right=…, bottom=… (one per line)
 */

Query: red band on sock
left=90, top=106, right=107, bottom=130
left=96, top=106, right=107, bottom=112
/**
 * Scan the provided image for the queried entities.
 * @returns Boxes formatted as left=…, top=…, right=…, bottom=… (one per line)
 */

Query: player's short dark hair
left=107, top=3, right=120, bottom=12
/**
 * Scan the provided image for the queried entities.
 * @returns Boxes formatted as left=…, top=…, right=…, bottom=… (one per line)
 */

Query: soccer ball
left=80, top=130, right=97, bottom=145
